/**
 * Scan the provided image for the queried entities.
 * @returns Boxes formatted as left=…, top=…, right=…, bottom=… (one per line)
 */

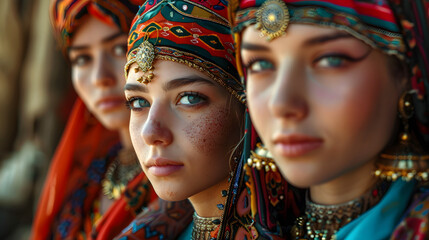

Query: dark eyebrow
left=124, top=83, right=148, bottom=93
left=101, top=32, right=126, bottom=43
left=68, top=32, right=125, bottom=51
left=303, top=32, right=352, bottom=46
left=123, top=75, right=214, bottom=93
left=241, top=32, right=353, bottom=52
left=241, top=42, right=270, bottom=51
left=163, top=76, right=214, bottom=91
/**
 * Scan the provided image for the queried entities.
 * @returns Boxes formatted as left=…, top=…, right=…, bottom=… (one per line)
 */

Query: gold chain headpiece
left=124, top=27, right=159, bottom=84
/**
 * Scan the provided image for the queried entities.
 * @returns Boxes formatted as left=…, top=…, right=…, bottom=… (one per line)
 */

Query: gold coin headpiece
left=255, top=0, right=290, bottom=41
left=124, top=40, right=156, bottom=85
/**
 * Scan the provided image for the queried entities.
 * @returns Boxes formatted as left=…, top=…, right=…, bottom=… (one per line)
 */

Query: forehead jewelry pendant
left=124, top=40, right=156, bottom=85
left=255, top=0, right=290, bottom=41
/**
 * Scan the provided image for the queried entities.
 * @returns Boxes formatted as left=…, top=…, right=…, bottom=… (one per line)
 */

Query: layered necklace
left=291, top=181, right=390, bottom=240
left=191, top=178, right=231, bottom=240
left=102, top=148, right=141, bottom=200
left=191, top=212, right=221, bottom=240
left=191, top=156, right=239, bottom=240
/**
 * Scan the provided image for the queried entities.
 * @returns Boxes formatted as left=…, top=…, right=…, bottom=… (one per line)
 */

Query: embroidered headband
left=229, top=0, right=429, bottom=144
left=231, top=0, right=406, bottom=58
left=125, top=0, right=245, bottom=103
left=50, top=0, right=143, bottom=49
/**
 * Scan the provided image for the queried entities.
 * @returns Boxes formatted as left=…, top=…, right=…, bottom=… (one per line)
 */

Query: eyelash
left=243, top=49, right=370, bottom=69
left=125, top=97, right=149, bottom=112
left=176, top=91, right=207, bottom=106
left=69, top=42, right=127, bottom=66
left=112, top=44, right=127, bottom=57
left=313, top=50, right=372, bottom=68
left=125, top=92, right=208, bottom=112
left=314, top=53, right=353, bottom=62
left=242, top=57, right=270, bottom=71
left=70, top=54, right=91, bottom=67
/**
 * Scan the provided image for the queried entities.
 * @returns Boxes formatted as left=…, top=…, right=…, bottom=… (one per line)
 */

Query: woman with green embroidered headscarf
left=115, top=0, right=252, bottom=239
left=229, top=0, right=429, bottom=239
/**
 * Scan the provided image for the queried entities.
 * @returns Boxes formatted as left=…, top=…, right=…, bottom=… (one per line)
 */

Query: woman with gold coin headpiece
left=229, top=0, right=429, bottom=239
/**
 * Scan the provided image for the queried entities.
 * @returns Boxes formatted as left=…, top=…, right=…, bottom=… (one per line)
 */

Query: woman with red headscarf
left=31, top=1, right=157, bottom=239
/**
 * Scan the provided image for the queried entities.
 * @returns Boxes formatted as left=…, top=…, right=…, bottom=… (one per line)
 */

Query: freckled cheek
left=183, top=108, right=232, bottom=155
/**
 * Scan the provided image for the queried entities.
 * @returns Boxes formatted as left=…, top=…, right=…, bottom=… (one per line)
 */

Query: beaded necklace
left=291, top=181, right=390, bottom=240
left=101, top=148, right=141, bottom=200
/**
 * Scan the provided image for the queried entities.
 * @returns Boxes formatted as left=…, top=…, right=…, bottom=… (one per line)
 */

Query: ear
left=397, top=75, right=409, bottom=95
left=387, top=55, right=409, bottom=95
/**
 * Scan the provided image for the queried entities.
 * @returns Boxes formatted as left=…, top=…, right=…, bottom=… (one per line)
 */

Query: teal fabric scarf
left=336, top=179, right=415, bottom=240
left=177, top=222, right=193, bottom=240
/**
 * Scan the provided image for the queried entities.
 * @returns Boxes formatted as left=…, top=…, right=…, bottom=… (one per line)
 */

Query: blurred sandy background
left=0, top=0, right=74, bottom=238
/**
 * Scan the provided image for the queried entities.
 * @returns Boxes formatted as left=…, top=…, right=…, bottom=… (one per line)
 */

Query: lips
left=96, top=96, right=125, bottom=111
left=272, top=134, right=323, bottom=158
left=146, top=157, right=184, bottom=177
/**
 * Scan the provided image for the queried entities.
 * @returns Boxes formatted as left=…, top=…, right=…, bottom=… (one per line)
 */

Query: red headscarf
left=31, top=99, right=119, bottom=240
left=31, top=1, right=155, bottom=239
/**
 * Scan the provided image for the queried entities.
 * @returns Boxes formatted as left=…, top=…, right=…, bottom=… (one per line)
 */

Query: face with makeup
left=125, top=60, right=243, bottom=201
left=241, top=24, right=405, bottom=188
left=69, top=16, right=130, bottom=130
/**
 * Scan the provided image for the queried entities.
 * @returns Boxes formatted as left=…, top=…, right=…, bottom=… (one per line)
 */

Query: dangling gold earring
left=247, top=143, right=277, bottom=172
left=375, top=90, right=429, bottom=181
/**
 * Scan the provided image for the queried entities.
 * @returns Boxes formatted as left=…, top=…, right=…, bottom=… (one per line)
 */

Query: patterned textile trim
left=239, top=163, right=304, bottom=239
left=114, top=199, right=194, bottom=240
left=391, top=183, right=429, bottom=239
left=50, top=0, right=142, bottom=49
left=215, top=112, right=304, bottom=239
left=124, top=174, right=153, bottom=214
left=234, top=5, right=405, bottom=59
left=52, top=144, right=155, bottom=240
left=54, top=144, right=119, bottom=239
left=388, top=0, right=429, bottom=145
left=214, top=111, right=253, bottom=239
left=91, top=172, right=156, bottom=240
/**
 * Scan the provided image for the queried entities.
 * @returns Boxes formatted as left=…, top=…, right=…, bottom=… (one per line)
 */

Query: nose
left=268, top=60, right=308, bottom=122
left=91, top=52, right=116, bottom=87
left=141, top=102, right=173, bottom=146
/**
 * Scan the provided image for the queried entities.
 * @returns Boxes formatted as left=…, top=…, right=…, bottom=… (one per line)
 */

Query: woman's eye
left=126, top=97, right=150, bottom=110
left=177, top=92, right=206, bottom=106
left=246, top=59, right=274, bottom=73
left=113, top=44, right=127, bottom=57
left=315, top=55, right=346, bottom=68
left=71, top=55, right=91, bottom=67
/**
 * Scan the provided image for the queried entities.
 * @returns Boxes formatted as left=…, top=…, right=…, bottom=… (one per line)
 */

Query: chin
left=285, top=176, right=314, bottom=189
left=277, top=162, right=322, bottom=189
left=144, top=175, right=187, bottom=201
left=154, top=187, right=189, bottom=202
left=96, top=113, right=130, bottom=130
